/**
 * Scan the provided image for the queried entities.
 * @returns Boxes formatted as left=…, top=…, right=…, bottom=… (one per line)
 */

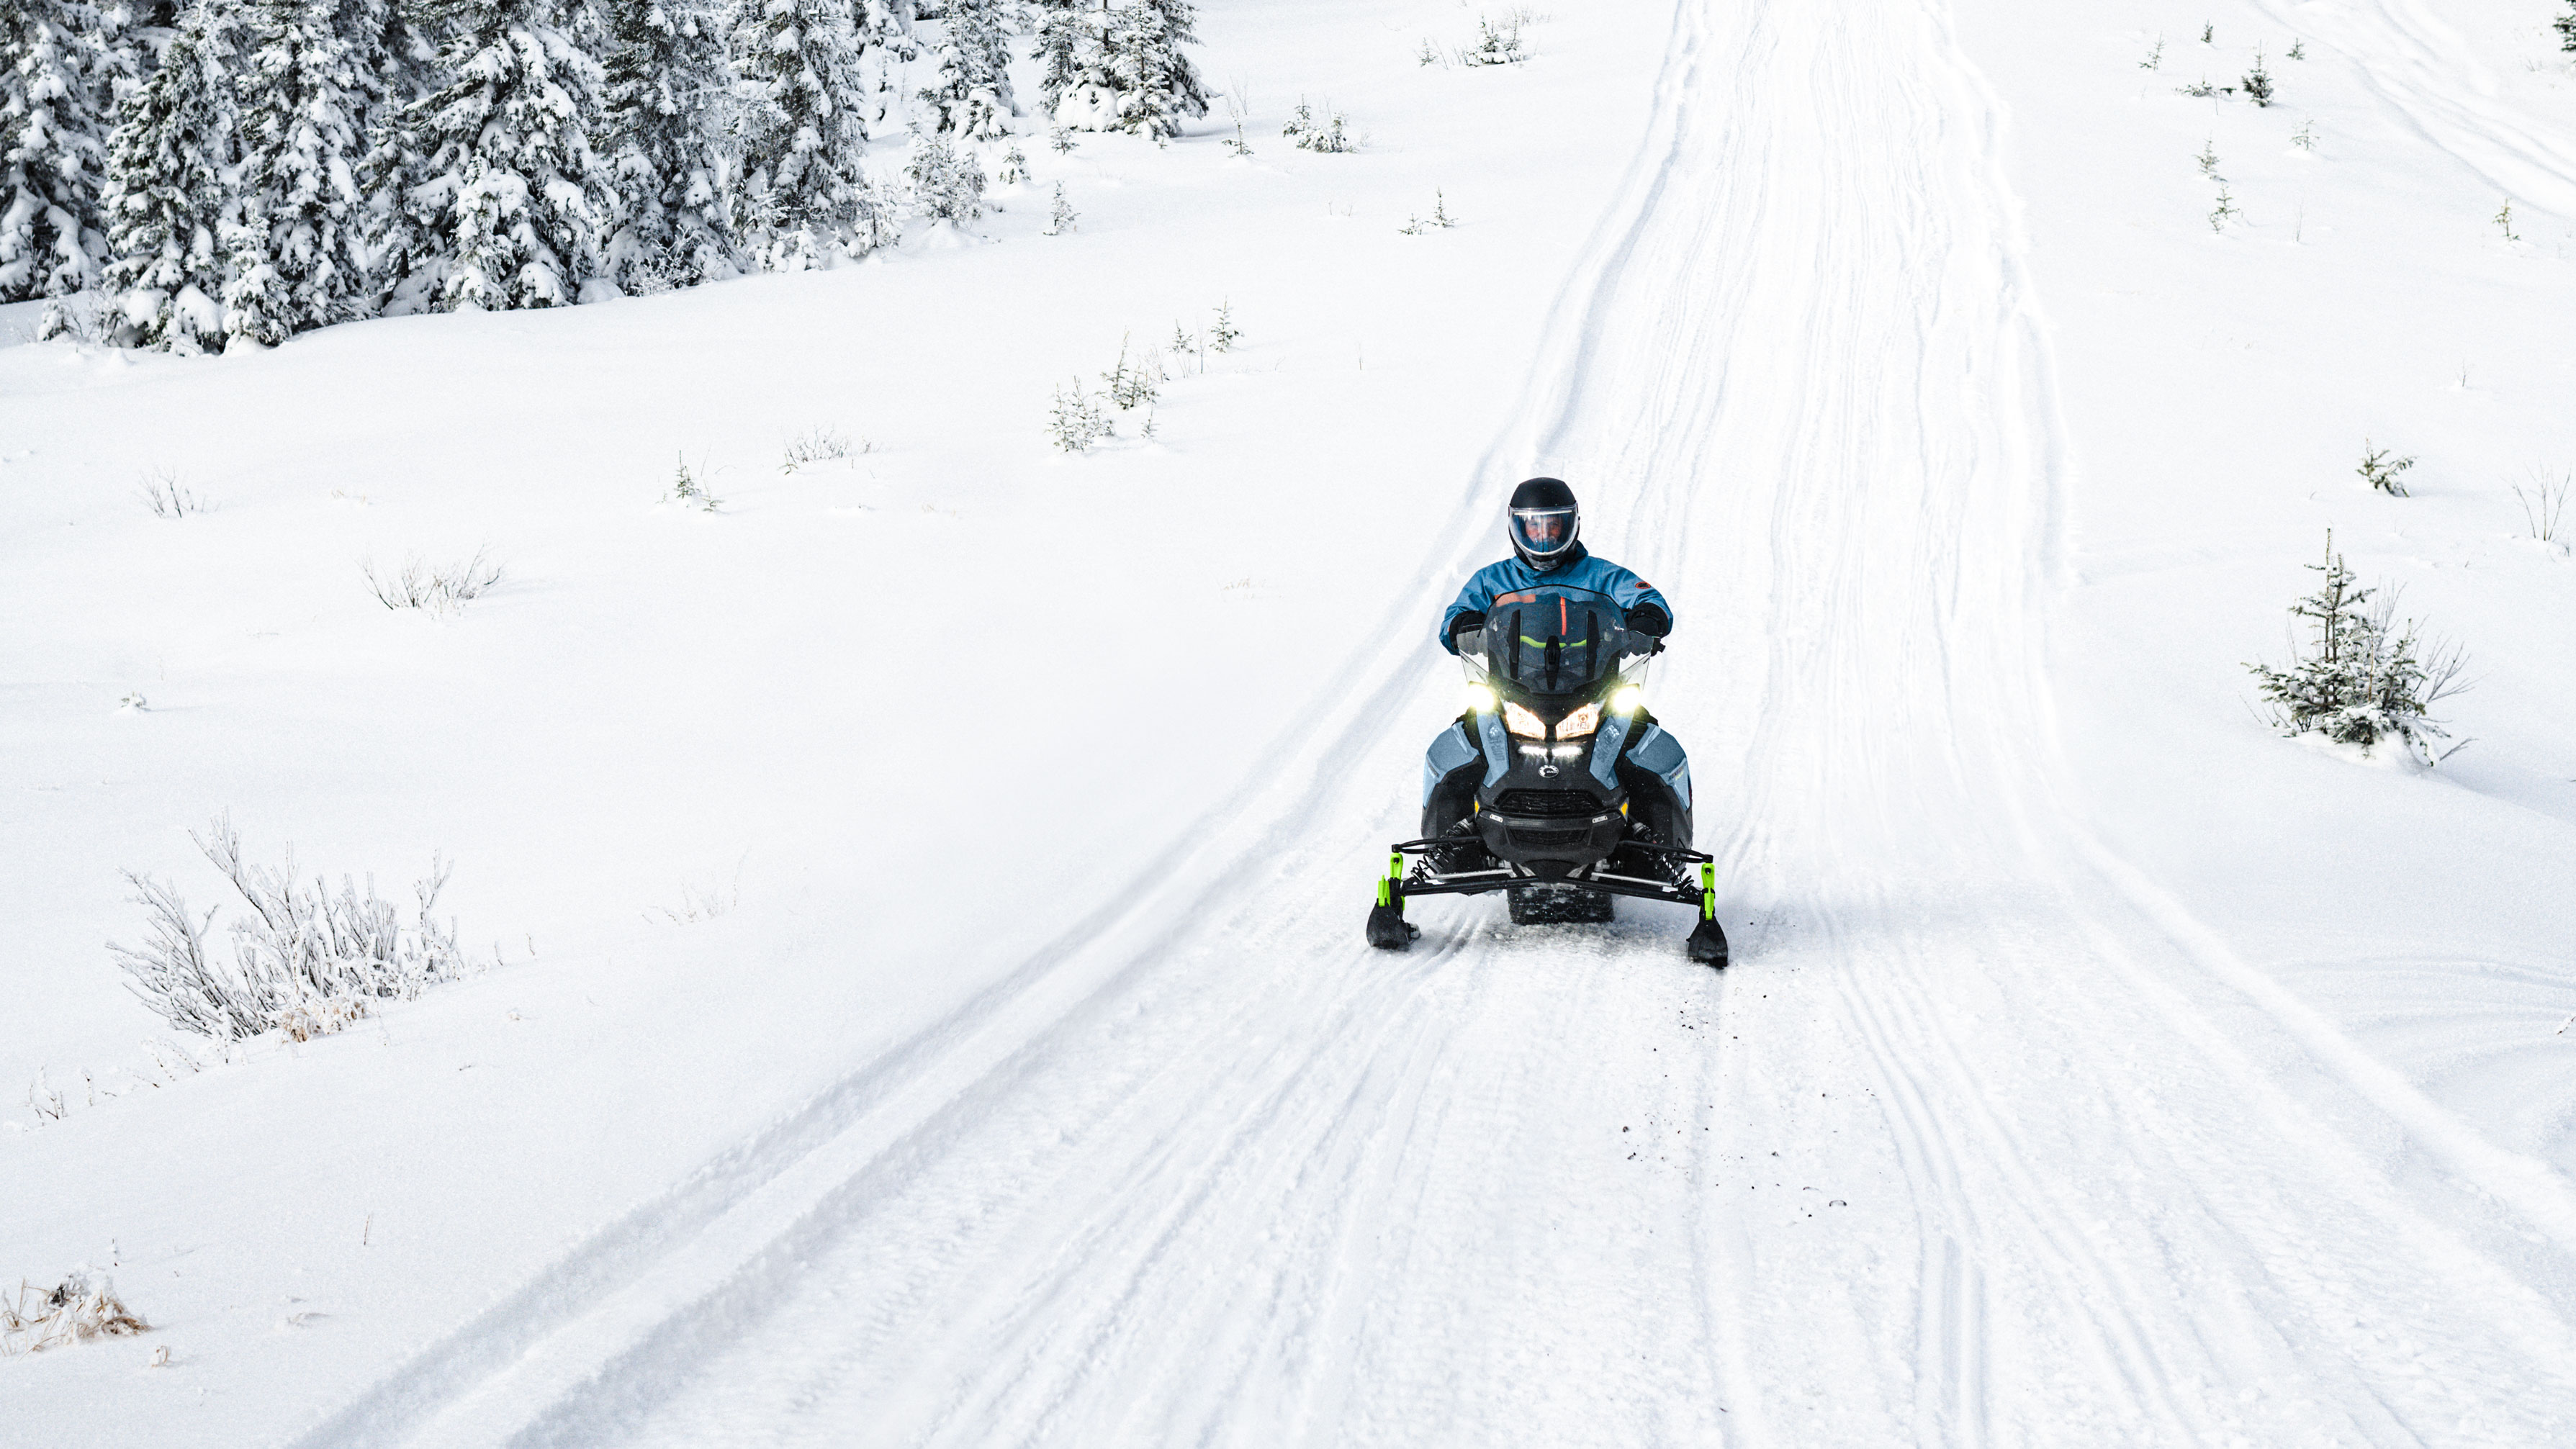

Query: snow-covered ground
left=7, top=0, right=2576, bottom=1443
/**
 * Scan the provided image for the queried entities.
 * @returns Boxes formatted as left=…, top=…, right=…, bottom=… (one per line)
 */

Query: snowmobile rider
left=1436, top=477, right=1672, bottom=654
left=1422, top=477, right=1687, bottom=813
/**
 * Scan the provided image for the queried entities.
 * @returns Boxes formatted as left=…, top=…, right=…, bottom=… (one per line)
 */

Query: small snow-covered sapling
left=997, top=141, right=1028, bottom=186
left=2197, top=139, right=2221, bottom=178
left=2357, top=442, right=2415, bottom=496
left=2207, top=186, right=2240, bottom=233
left=1210, top=301, right=1242, bottom=353
left=1460, top=17, right=1528, bottom=66
left=2200, top=22, right=2215, bottom=43
left=2293, top=119, right=2318, bottom=150
left=2242, top=48, right=2275, bottom=107
left=2557, top=1, right=2576, bottom=53
left=1048, top=379, right=1112, bottom=453
left=2243, top=531, right=2467, bottom=762
left=2494, top=201, right=2519, bottom=242
left=1043, top=182, right=1077, bottom=235
left=1048, top=125, right=1077, bottom=155
left=2139, top=37, right=2163, bottom=70
left=1398, top=190, right=1458, bottom=234
left=2287, top=37, right=2306, bottom=60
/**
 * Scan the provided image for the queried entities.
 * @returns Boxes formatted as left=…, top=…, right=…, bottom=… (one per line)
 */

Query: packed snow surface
left=9, top=0, right=2576, bottom=1443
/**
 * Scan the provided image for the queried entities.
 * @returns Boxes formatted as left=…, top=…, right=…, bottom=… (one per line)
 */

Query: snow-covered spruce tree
left=2558, top=0, right=2576, bottom=53
left=1046, top=0, right=1201, bottom=138
left=914, top=0, right=1014, bottom=140
left=221, top=0, right=373, bottom=346
left=0, top=0, right=115, bottom=302
left=94, top=0, right=240, bottom=352
left=726, top=0, right=876, bottom=268
left=371, top=0, right=611, bottom=313
left=600, top=0, right=737, bottom=290
left=904, top=125, right=983, bottom=221
left=1029, top=0, right=1092, bottom=122
left=2246, top=535, right=2466, bottom=763
left=1099, top=0, right=1202, bottom=138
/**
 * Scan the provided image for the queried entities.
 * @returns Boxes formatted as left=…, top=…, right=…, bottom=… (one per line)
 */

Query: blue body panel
left=1626, top=723, right=1692, bottom=812
left=1422, top=720, right=1482, bottom=805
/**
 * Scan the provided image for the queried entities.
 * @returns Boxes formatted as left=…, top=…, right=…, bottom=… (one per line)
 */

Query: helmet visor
left=1510, top=506, right=1578, bottom=559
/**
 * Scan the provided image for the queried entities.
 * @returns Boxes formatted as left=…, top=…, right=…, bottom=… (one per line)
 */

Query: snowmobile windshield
left=1467, top=587, right=1640, bottom=698
left=1508, top=506, right=1578, bottom=561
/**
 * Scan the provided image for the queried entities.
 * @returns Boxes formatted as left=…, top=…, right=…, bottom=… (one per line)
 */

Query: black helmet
left=1507, top=477, right=1580, bottom=569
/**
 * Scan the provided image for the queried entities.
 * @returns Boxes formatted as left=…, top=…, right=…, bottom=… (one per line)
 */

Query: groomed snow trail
left=325, top=0, right=2576, bottom=1444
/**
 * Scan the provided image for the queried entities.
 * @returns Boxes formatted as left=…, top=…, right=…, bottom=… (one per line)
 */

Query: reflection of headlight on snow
left=1502, top=702, right=1546, bottom=739
left=1466, top=683, right=1498, bottom=714
left=1609, top=685, right=1643, bottom=716
left=1557, top=702, right=1603, bottom=738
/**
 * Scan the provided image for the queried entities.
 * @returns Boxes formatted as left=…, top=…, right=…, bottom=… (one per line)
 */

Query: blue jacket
left=1438, top=544, right=1671, bottom=654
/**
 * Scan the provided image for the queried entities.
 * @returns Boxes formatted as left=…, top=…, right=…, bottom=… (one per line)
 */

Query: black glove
left=1446, top=611, right=1487, bottom=651
left=1624, top=602, right=1671, bottom=638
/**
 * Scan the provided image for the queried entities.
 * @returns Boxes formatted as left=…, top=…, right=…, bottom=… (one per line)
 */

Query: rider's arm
left=1438, top=566, right=1506, bottom=654
left=1596, top=562, right=1674, bottom=637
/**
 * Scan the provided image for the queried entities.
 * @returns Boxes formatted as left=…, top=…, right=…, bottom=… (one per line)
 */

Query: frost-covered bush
left=1, top=1275, right=148, bottom=1355
left=782, top=427, right=865, bottom=472
left=364, top=551, right=504, bottom=612
left=109, top=818, right=478, bottom=1042
left=2246, top=536, right=2467, bottom=763
left=904, top=130, right=986, bottom=223
left=1282, top=101, right=1356, bottom=153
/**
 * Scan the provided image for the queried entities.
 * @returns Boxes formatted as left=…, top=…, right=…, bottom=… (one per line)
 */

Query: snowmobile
left=1364, top=584, right=1729, bottom=966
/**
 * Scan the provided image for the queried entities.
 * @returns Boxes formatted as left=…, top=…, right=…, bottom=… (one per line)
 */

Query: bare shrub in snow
left=1048, top=379, right=1112, bottom=452
left=1, top=1275, right=149, bottom=1355
left=1282, top=100, right=1356, bottom=153
left=2515, top=471, right=2568, bottom=542
left=364, top=551, right=504, bottom=613
left=2358, top=442, right=2415, bottom=496
left=782, top=428, right=867, bottom=473
left=1400, top=191, right=1458, bottom=234
left=1043, top=182, right=1078, bottom=235
left=2246, top=535, right=2468, bottom=763
left=905, top=130, right=988, bottom=223
left=138, top=469, right=211, bottom=518
left=109, top=818, right=478, bottom=1042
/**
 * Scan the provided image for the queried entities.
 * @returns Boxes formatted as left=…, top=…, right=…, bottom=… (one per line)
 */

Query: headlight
left=1609, top=685, right=1643, bottom=716
left=1556, top=701, right=1603, bottom=738
left=1466, top=683, right=1498, bottom=714
left=1501, top=701, right=1545, bottom=739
